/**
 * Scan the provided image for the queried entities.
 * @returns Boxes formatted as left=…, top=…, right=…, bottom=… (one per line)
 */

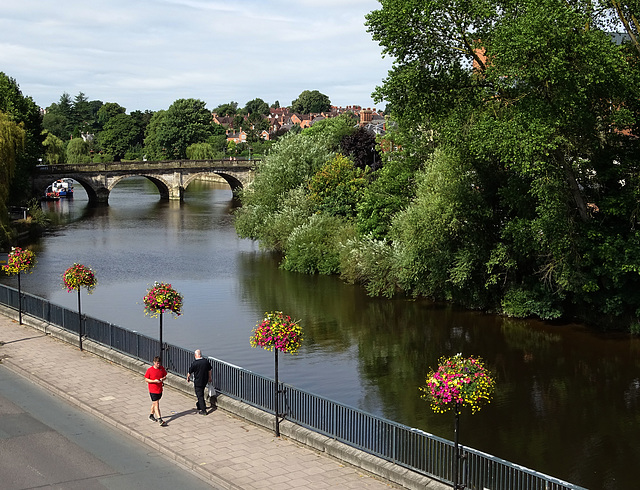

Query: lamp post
left=143, top=282, right=183, bottom=357
left=250, top=311, right=303, bottom=437
left=2, top=248, right=37, bottom=325
left=420, top=354, right=496, bottom=490
left=62, top=263, right=97, bottom=351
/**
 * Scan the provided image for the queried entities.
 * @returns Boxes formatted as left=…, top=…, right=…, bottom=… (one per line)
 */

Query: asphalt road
left=0, top=363, right=219, bottom=490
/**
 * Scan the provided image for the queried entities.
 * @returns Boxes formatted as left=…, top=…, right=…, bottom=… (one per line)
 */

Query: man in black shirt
left=187, top=349, right=212, bottom=415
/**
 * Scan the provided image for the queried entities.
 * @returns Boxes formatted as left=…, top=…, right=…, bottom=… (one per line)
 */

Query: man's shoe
left=199, top=410, right=207, bottom=415
left=158, top=418, right=167, bottom=426
left=149, top=414, right=157, bottom=422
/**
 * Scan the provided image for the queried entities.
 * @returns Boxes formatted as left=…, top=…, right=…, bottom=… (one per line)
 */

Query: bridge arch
left=181, top=172, right=244, bottom=194
left=106, top=174, right=172, bottom=200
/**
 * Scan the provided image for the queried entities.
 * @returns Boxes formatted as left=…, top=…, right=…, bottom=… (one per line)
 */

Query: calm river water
left=3, top=177, right=639, bottom=489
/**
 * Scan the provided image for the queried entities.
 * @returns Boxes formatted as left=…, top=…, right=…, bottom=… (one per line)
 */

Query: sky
left=1, top=1, right=393, bottom=113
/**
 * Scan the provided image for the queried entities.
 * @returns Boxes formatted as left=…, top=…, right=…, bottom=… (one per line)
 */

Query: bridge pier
left=169, top=186, right=184, bottom=201
left=95, top=187, right=110, bottom=205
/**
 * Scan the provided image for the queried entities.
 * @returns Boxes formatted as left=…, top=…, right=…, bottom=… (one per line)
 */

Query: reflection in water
left=3, top=176, right=639, bottom=489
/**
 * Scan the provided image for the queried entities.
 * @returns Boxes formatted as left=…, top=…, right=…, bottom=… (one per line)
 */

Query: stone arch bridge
left=33, top=159, right=255, bottom=205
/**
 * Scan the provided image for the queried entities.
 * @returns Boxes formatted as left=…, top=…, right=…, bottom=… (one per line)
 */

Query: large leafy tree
left=42, top=130, right=65, bottom=164
left=366, top=0, right=640, bottom=326
left=143, top=110, right=167, bottom=160
left=155, top=98, right=215, bottom=159
left=308, top=154, right=367, bottom=218
left=291, top=90, right=332, bottom=114
left=0, top=73, right=43, bottom=203
left=244, top=98, right=270, bottom=116
left=43, top=92, right=102, bottom=139
left=66, top=137, right=90, bottom=164
left=96, top=102, right=126, bottom=127
left=212, top=101, right=238, bottom=116
left=43, top=93, right=74, bottom=139
left=98, top=113, right=138, bottom=161
left=0, top=111, right=25, bottom=237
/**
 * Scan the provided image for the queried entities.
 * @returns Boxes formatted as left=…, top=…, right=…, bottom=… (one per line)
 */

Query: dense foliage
left=291, top=90, right=332, bottom=114
left=236, top=1, right=640, bottom=331
left=362, top=0, right=640, bottom=330
left=0, top=73, right=43, bottom=205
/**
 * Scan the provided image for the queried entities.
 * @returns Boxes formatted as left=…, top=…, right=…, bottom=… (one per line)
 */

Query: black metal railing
left=0, top=283, right=586, bottom=490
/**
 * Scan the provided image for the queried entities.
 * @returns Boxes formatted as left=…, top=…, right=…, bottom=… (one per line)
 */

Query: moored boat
left=51, top=179, right=74, bottom=197
left=43, top=184, right=60, bottom=200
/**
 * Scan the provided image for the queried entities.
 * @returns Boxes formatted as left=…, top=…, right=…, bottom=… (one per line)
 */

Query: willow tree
left=0, top=73, right=43, bottom=203
left=366, top=0, right=640, bottom=328
left=0, top=111, right=25, bottom=239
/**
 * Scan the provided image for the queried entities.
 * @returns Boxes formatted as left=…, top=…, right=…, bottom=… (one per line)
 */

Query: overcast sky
left=1, top=1, right=393, bottom=113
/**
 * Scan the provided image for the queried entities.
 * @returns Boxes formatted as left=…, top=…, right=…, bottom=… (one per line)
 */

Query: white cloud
left=1, top=0, right=391, bottom=112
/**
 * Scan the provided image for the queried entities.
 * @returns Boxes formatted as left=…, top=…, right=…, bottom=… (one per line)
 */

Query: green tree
left=130, top=110, right=153, bottom=139
left=366, top=0, right=640, bottom=325
left=291, top=90, right=332, bottom=114
left=212, top=101, right=238, bottom=116
left=66, top=137, right=90, bottom=164
left=245, top=98, right=270, bottom=116
left=356, top=129, right=422, bottom=239
left=42, top=130, right=65, bottom=164
left=97, top=102, right=126, bottom=126
left=235, top=130, right=335, bottom=246
left=72, top=92, right=93, bottom=132
left=308, top=154, right=367, bottom=218
left=155, top=98, right=214, bottom=159
left=99, top=112, right=138, bottom=161
left=0, top=111, right=25, bottom=237
left=186, top=142, right=216, bottom=159
left=43, top=93, right=74, bottom=139
left=143, top=110, right=167, bottom=160
left=0, top=73, right=43, bottom=203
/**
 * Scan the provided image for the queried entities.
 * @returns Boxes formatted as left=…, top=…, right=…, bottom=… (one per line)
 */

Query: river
left=3, top=176, right=639, bottom=489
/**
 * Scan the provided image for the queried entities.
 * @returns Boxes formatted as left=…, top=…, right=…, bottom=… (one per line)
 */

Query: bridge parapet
left=36, top=158, right=256, bottom=173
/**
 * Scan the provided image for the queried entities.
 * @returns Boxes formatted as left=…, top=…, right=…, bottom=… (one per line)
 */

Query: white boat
left=51, top=179, right=74, bottom=197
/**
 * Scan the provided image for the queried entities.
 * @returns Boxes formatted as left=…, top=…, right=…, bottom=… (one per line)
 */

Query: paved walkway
left=0, top=313, right=417, bottom=489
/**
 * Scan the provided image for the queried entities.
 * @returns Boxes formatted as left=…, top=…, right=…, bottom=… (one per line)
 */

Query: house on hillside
left=226, top=128, right=247, bottom=144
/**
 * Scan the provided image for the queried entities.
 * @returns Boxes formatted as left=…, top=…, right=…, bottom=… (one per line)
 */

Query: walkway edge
left=0, top=307, right=446, bottom=490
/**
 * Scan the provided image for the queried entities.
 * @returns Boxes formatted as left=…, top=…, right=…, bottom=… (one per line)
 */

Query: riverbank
left=0, top=306, right=444, bottom=490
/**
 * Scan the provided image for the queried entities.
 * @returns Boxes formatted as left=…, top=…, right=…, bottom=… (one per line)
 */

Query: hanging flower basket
left=420, top=354, right=496, bottom=414
left=250, top=311, right=303, bottom=354
left=143, top=281, right=183, bottom=318
left=3, top=247, right=37, bottom=276
left=63, top=263, right=97, bottom=293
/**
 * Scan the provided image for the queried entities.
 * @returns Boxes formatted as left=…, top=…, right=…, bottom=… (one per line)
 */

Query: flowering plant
left=420, top=354, right=496, bottom=414
left=3, top=247, right=37, bottom=275
left=63, top=263, right=97, bottom=293
left=250, top=311, right=303, bottom=354
left=143, top=281, right=183, bottom=318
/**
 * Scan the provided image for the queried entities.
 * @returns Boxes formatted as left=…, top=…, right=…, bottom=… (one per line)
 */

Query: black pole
left=453, top=403, right=460, bottom=489
left=77, top=288, right=83, bottom=351
left=159, top=312, right=164, bottom=357
left=17, top=272, right=22, bottom=325
left=274, top=348, right=280, bottom=437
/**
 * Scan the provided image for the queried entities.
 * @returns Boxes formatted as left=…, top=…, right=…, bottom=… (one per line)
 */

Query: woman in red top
left=144, top=356, right=168, bottom=426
